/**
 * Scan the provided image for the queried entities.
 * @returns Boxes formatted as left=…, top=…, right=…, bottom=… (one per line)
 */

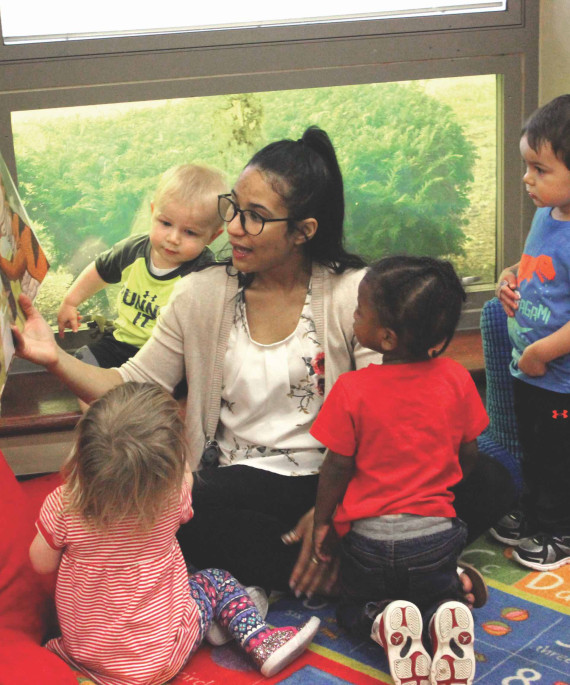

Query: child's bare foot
left=457, top=563, right=488, bottom=608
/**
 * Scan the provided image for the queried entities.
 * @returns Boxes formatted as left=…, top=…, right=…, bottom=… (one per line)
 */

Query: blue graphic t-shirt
left=508, top=206, right=570, bottom=392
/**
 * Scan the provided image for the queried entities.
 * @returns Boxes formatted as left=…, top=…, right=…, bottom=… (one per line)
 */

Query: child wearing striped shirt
left=29, top=382, right=319, bottom=685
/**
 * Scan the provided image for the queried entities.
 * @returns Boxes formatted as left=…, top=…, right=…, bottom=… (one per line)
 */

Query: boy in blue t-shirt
left=58, top=164, right=226, bottom=369
left=493, top=94, right=570, bottom=570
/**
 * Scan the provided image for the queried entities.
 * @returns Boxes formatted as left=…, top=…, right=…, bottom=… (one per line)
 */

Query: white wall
left=539, top=0, right=570, bottom=104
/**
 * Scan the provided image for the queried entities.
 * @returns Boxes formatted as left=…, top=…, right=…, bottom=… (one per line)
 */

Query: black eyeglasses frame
left=217, top=194, right=292, bottom=236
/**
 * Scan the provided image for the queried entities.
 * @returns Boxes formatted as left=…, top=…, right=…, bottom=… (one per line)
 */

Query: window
left=0, top=0, right=537, bottom=328
left=12, top=75, right=496, bottom=324
left=1, top=1, right=506, bottom=43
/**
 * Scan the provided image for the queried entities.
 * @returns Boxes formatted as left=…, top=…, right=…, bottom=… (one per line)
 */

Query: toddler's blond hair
left=153, top=164, right=228, bottom=231
left=62, top=382, right=187, bottom=530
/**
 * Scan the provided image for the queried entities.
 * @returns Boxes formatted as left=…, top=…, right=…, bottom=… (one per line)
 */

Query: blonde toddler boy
left=58, top=164, right=226, bottom=368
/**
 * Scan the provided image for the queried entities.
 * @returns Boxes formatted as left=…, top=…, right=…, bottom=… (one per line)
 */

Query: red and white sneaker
left=372, top=600, right=431, bottom=685
left=429, top=601, right=475, bottom=685
left=248, top=616, right=321, bottom=677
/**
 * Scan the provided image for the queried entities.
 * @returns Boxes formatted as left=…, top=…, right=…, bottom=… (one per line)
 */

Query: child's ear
left=294, top=218, right=318, bottom=245
left=207, top=226, right=224, bottom=243
left=428, top=340, right=446, bottom=358
left=379, top=327, right=398, bottom=352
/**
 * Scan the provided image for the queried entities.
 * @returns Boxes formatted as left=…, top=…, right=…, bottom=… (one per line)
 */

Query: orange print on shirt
left=517, top=253, right=556, bottom=285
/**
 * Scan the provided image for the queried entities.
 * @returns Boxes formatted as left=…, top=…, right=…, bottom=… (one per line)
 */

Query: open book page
left=0, top=154, right=50, bottom=401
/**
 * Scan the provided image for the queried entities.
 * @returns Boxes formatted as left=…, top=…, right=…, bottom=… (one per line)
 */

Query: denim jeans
left=178, top=455, right=509, bottom=593
left=337, top=517, right=468, bottom=641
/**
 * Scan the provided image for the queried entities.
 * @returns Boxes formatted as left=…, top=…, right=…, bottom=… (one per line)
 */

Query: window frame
left=0, top=1, right=516, bottom=57
left=0, top=0, right=537, bottom=328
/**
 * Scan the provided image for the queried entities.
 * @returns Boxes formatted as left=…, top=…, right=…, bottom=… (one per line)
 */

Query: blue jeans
left=337, top=518, right=467, bottom=641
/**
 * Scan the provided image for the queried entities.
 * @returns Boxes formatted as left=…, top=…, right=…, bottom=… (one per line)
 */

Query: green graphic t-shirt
left=95, top=234, right=215, bottom=347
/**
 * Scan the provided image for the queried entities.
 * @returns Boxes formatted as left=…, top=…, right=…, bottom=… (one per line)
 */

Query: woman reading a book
left=12, top=127, right=514, bottom=601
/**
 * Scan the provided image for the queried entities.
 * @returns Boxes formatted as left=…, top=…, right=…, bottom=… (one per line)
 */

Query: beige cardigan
left=119, top=263, right=379, bottom=469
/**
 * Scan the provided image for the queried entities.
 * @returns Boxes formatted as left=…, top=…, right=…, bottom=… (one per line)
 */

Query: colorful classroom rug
left=73, top=533, right=570, bottom=685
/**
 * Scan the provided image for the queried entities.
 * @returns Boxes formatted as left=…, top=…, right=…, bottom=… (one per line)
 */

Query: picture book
left=0, top=154, right=49, bottom=400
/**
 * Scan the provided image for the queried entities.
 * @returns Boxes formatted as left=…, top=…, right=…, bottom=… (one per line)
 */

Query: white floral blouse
left=216, top=281, right=326, bottom=476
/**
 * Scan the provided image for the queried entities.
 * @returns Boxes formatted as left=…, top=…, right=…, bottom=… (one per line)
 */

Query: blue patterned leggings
left=187, top=568, right=268, bottom=659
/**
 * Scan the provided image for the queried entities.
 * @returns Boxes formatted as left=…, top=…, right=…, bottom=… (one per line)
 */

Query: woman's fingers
left=287, top=508, right=338, bottom=598
left=12, top=293, right=59, bottom=366
left=281, top=528, right=301, bottom=545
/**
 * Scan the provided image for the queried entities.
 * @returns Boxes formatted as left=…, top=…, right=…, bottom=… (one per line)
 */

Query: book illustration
left=0, top=153, right=50, bottom=401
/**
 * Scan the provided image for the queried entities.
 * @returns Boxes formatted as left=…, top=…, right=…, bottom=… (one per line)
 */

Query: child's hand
left=57, top=302, right=82, bottom=338
left=496, top=268, right=519, bottom=317
left=312, top=522, right=335, bottom=563
left=518, top=343, right=547, bottom=376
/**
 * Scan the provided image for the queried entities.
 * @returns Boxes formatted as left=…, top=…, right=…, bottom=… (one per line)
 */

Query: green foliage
left=216, top=93, right=264, bottom=153
left=280, top=83, right=474, bottom=259
left=250, top=83, right=475, bottom=259
left=14, top=81, right=475, bottom=275
left=33, top=267, right=73, bottom=323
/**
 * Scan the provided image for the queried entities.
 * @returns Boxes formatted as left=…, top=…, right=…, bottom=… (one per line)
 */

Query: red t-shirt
left=310, top=358, right=488, bottom=536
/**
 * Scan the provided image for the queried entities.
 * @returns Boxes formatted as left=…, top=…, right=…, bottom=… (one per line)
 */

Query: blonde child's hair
left=153, top=164, right=228, bottom=231
left=62, top=382, right=188, bottom=531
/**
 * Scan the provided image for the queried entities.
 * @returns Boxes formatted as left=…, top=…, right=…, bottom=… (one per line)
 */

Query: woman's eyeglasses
left=218, top=194, right=291, bottom=236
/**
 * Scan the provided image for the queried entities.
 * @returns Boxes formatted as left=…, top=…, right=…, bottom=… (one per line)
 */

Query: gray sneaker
left=512, top=534, right=570, bottom=571
left=489, top=510, right=530, bottom=546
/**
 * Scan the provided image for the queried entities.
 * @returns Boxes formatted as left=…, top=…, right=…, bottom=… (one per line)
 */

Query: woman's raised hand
left=11, top=294, right=60, bottom=368
left=286, top=508, right=339, bottom=599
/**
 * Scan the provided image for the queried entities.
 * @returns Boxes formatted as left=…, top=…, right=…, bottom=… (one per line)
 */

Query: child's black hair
left=363, top=255, right=466, bottom=360
left=522, top=94, right=570, bottom=170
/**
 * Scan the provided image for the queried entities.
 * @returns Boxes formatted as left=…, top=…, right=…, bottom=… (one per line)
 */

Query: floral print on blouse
left=216, top=281, right=326, bottom=476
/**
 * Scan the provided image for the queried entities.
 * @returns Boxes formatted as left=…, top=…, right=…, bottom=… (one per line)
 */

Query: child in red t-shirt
left=311, top=256, right=488, bottom=685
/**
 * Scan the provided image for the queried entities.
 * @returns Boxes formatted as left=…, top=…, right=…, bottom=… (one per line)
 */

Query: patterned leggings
left=187, top=568, right=270, bottom=659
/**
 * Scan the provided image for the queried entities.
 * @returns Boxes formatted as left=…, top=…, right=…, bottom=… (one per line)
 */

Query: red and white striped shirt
left=37, top=479, right=200, bottom=685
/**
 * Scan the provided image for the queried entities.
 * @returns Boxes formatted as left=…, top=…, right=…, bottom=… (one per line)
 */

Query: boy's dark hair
left=522, top=94, right=570, bottom=170
left=363, top=255, right=466, bottom=360
left=245, top=125, right=366, bottom=274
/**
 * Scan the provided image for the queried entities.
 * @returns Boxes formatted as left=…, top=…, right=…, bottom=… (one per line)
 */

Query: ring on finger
left=310, top=555, right=320, bottom=565
left=281, top=529, right=300, bottom=545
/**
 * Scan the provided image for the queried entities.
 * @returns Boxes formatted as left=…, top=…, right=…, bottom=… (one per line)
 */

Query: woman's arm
left=13, top=294, right=123, bottom=403
left=57, top=262, right=108, bottom=338
left=29, top=532, right=62, bottom=574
